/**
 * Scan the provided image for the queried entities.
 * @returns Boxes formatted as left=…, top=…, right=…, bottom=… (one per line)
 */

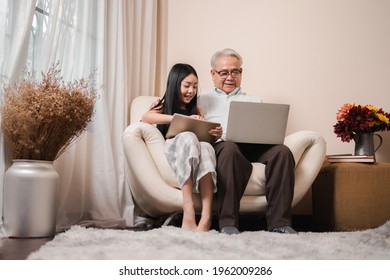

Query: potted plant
left=1, top=64, right=98, bottom=237
left=333, top=103, right=390, bottom=156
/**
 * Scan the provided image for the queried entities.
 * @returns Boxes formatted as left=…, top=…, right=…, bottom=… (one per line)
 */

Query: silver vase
left=353, top=132, right=383, bottom=156
left=3, top=160, right=59, bottom=238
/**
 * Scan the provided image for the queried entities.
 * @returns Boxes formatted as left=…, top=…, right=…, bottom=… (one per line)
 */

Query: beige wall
left=164, top=0, right=390, bottom=162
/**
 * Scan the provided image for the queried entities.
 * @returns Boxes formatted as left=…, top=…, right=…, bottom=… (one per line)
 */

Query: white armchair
left=123, top=96, right=326, bottom=224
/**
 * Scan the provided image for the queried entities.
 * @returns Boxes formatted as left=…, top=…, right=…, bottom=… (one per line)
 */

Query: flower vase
left=2, top=160, right=59, bottom=238
left=353, top=132, right=383, bottom=156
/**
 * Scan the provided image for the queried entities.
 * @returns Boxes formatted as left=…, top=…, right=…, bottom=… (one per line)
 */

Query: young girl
left=142, top=63, right=221, bottom=231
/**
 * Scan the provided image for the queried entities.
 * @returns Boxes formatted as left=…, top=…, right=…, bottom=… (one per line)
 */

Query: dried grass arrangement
left=1, top=64, right=98, bottom=161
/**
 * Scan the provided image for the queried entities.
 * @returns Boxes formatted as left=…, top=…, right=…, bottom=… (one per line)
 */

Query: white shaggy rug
left=27, top=221, right=390, bottom=260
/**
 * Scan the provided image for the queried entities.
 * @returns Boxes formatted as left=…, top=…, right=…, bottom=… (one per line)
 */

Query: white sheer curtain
left=0, top=0, right=36, bottom=233
left=0, top=0, right=158, bottom=232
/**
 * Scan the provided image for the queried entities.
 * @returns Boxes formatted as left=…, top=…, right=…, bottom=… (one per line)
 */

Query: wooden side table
left=312, top=162, right=390, bottom=231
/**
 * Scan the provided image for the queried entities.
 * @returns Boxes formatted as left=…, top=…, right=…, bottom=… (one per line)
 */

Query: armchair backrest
left=130, top=96, right=159, bottom=124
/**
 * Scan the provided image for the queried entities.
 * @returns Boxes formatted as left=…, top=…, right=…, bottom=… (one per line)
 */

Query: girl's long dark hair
left=154, top=63, right=199, bottom=136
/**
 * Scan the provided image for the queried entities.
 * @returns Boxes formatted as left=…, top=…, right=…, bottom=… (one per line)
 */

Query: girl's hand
left=209, top=126, right=222, bottom=138
left=190, top=115, right=203, bottom=120
left=149, top=98, right=160, bottom=109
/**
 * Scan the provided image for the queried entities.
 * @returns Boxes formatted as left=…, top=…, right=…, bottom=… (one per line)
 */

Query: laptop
left=225, top=101, right=290, bottom=144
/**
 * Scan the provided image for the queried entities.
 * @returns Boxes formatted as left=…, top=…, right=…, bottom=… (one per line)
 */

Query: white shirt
left=198, top=87, right=262, bottom=140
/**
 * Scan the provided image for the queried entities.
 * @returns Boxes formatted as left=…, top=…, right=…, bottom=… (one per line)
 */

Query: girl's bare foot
left=182, top=203, right=197, bottom=230
left=182, top=217, right=197, bottom=230
left=196, top=216, right=211, bottom=232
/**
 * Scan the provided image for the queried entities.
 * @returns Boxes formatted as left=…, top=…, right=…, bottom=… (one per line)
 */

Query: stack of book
left=326, top=154, right=375, bottom=163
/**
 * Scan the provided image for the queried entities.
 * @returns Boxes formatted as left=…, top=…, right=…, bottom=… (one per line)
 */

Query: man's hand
left=209, top=126, right=222, bottom=138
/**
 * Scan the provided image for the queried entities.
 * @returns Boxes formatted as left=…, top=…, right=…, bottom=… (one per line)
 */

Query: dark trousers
left=213, top=141, right=295, bottom=231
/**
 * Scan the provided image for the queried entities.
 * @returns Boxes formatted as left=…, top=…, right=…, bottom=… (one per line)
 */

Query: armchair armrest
left=122, top=122, right=180, bottom=216
left=284, top=130, right=326, bottom=206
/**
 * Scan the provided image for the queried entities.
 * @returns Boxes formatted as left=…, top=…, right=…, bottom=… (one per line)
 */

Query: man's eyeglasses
left=213, top=68, right=242, bottom=79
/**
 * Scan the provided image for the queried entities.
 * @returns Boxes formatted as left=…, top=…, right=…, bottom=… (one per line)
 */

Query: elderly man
left=198, top=48, right=297, bottom=234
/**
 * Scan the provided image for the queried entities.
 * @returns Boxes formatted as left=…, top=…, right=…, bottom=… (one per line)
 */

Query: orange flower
left=336, top=103, right=354, bottom=121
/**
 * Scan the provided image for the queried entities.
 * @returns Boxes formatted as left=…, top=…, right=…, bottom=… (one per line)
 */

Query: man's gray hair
left=210, top=48, right=243, bottom=68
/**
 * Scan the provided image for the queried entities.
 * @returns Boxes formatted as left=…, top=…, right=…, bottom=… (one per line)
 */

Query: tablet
left=166, top=113, right=220, bottom=143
